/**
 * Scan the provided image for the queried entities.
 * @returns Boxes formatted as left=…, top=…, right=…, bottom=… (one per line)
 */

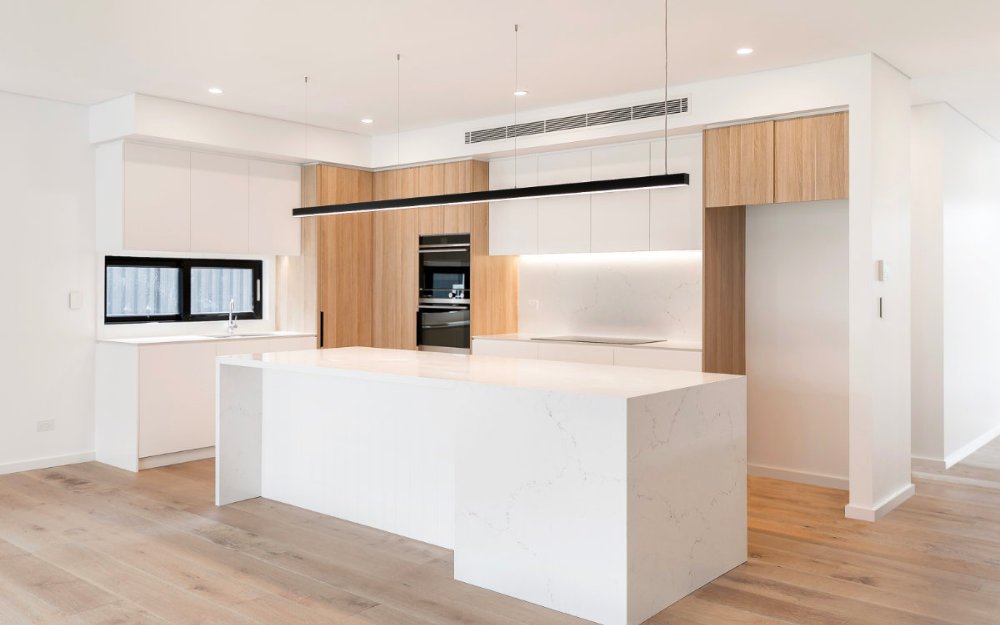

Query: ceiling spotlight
left=736, top=47, right=754, bottom=56
left=514, top=89, right=528, bottom=96
left=208, top=87, right=223, bottom=94
left=361, top=118, right=374, bottom=124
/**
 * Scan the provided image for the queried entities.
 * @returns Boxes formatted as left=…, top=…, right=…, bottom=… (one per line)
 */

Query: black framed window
left=104, top=256, right=263, bottom=324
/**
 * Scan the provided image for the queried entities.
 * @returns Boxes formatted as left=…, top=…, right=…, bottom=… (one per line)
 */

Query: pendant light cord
left=303, top=76, right=309, bottom=160
left=396, top=53, right=401, bottom=167
left=664, top=0, right=668, bottom=174
left=513, top=24, right=519, bottom=188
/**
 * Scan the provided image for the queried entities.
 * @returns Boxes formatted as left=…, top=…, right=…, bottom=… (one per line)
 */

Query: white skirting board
left=911, top=423, right=1000, bottom=471
left=139, top=446, right=215, bottom=470
left=748, top=463, right=848, bottom=490
left=0, top=451, right=95, bottom=476
left=844, top=483, right=916, bottom=522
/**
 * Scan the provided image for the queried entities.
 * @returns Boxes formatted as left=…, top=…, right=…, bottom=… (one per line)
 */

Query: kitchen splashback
left=517, top=251, right=701, bottom=341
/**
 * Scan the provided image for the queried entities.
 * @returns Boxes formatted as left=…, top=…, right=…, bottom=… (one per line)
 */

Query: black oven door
left=417, top=306, right=471, bottom=352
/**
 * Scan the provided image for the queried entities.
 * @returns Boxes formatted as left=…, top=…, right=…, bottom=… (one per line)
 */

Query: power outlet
left=526, top=299, right=540, bottom=311
left=36, top=419, right=55, bottom=432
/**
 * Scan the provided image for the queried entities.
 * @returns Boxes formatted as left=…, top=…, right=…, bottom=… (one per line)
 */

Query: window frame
left=104, top=256, right=263, bottom=325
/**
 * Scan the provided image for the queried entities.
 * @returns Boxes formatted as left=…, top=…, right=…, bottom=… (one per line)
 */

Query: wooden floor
left=3, top=444, right=1000, bottom=625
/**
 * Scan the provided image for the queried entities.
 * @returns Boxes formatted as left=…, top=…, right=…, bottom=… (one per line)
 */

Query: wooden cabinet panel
left=472, top=200, right=518, bottom=337
left=418, top=162, right=472, bottom=235
left=372, top=209, right=418, bottom=349
left=703, top=205, right=746, bottom=374
left=313, top=165, right=374, bottom=348
left=775, top=112, right=849, bottom=203
left=123, top=143, right=191, bottom=252
left=704, top=121, right=774, bottom=208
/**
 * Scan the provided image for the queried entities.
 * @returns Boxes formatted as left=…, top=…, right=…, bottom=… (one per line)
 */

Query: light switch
left=69, top=291, right=82, bottom=310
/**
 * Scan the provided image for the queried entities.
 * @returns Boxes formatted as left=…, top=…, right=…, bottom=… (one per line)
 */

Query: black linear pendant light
left=293, top=6, right=688, bottom=218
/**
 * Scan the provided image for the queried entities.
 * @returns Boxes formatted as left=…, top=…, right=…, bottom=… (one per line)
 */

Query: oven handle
left=421, top=320, right=471, bottom=329
left=418, top=247, right=470, bottom=254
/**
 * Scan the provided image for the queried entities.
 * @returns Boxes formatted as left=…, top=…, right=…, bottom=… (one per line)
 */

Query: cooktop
left=531, top=336, right=664, bottom=346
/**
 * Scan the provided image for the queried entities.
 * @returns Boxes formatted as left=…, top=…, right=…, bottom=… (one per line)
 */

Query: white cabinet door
left=591, top=190, right=650, bottom=252
left=489, top=155, right=538, bottom=189
left=473, top=339, right=539, bottom=359
left=249, top=160, right=301, bottom=256
left=489, top=200, right=538, bottom=255
left=591, top=142, right=650, bottom=180
left=191, top=152, right=250, bottom=254
left=138, top=342, right=217, bottom=457
left=650, top=136, right=702, bottom=251
left=536, top=342, right=615, bottom=365
left=537, top=196, right=590, bottom=254
left=537, top=149, right=590, bottom=185
left=613, top=347, right=702, bottom=371
left=123, top=143, right=191, bottom=252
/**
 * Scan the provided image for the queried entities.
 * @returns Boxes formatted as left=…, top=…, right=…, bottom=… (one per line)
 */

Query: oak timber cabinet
left=306, top=161, right=517, bottom=351
left=701, top=111, right=848, bottom=375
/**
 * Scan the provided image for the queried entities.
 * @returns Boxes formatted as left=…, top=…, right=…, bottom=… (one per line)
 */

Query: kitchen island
left=216, top=347, right=746, bottom=625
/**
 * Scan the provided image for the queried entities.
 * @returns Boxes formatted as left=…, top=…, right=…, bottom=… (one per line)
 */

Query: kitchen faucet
left=227, top=298, right=238, bottom=335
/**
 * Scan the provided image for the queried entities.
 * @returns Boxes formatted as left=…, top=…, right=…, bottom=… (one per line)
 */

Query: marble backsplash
left=516, top=251, right=702, bottom=342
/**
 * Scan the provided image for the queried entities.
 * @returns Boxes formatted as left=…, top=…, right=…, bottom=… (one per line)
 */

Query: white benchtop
left=99, top=331, right=315, bottom=345
left=219, top=346, right=736, bottom=399
left=473, top=333, right=703, bottom=352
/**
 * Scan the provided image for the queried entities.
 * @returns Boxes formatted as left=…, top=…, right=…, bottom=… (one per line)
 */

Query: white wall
left=912, top=102, right=1000, bottom=467
left=0, top=91, right=96, bottom=473
left=746, top=201, right=849, bottom=488
left=518, top=252, right=702, bottom=342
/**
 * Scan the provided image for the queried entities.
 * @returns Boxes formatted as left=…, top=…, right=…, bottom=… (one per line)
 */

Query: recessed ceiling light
left=514, top=89, right=528, bottom=96
left=208, top=87, right=223, bottom=94
left=360, top=118, right=374, bottom=124
left=736, top=47, right=754, bottom=56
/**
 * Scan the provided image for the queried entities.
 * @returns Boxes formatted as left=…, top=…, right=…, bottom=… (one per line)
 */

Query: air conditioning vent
left=464, top=97, right=689, bottom=144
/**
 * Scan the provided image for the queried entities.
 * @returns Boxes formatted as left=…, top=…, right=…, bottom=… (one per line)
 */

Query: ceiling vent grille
left=464, top=97, right=689, bottom=144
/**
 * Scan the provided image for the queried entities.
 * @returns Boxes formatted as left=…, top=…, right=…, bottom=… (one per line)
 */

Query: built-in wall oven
left=417, top=234, right=471, bottom=353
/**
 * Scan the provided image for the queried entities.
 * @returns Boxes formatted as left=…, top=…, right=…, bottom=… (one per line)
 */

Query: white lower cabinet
left=473, top=338, right=702, bottom=372
left=96, top=335, right=315, bottom=471
left=536, top=342, right=615, bottom=365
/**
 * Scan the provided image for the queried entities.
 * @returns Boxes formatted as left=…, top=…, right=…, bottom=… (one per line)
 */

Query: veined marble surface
left=220, top=346, right=730, bottom=398
left=217, top=347, right=746, bottom=625
left=518, top=251, right=702, bottom=342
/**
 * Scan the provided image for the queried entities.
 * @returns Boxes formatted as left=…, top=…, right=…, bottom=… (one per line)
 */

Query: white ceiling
left=2, top=0, right=1000, bottom=139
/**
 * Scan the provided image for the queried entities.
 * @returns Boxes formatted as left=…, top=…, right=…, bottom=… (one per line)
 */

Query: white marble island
left=216, top=347, right=746, bottom=625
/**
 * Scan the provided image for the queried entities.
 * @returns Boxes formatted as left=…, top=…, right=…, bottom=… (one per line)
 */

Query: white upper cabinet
left=650, top=136, right=702, bottom=251
left=537, top=149, right=592, bottom=254
left=489, top=156, right=539, bottom=255
left=591, top=142, right=650, bottom=179
left=97, top=141, right=303, bottom=255
left=191, top=152, right=250, bottom=254
left=121, top=142, right=192, bottom=252
left=248, top=160, right=301, bottom=256
left=591, top=190, right=650, bottom=252
left=487, top=136, right=703, bottom=256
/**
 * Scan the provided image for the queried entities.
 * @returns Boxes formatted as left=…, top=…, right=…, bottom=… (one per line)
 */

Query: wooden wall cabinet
left=774, top=112, right=849, bottom=203
left=704, top=121, right=775, bottom=208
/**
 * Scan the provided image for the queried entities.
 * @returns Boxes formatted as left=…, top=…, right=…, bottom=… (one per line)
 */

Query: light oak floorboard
left=3, top=439, right=1000, bottom=624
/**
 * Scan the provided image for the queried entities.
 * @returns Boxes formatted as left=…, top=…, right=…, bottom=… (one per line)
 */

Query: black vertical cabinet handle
left=319, top=311, right=325, bottom=347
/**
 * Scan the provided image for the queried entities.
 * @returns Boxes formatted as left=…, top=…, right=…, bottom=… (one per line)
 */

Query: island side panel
left=216, top=363, right=264, bottom=505
left=455, top=386, right=630, bottom=625
left=259, top=368, right=457, bottom=549
left=626, top=376, right=748, bottom=625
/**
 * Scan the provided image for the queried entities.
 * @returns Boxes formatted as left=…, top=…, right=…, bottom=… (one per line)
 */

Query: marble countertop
left=220, top=346, right=737, bottom=399
left=99, top=331, right=316, bottom=346
left=473, top=333, right=703, bottom=352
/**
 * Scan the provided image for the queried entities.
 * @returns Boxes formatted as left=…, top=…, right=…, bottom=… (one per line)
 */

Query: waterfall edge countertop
left=216, top=347, right=747, bottom=625
left=220, top=346, right=730, bottom=398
